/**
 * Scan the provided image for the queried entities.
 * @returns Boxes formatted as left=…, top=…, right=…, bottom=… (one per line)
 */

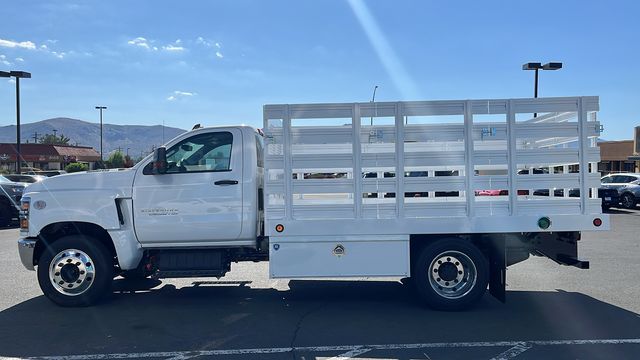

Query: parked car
left=598, top=187, right=620, bottom=211
left=601, top=173, right=640, bottom=209
left=0, top=175, right=27, bottom=227
left=4, top=174, right=46, bottom=183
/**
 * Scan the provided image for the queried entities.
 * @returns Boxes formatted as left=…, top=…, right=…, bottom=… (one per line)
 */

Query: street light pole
left=16, top=77, right=21, bottom=173
left=370, top=85, right=378, bottom=126
left=522, top=62, right=562, bottom=118
left=1, top=71, right=32, bottom=174
left=95, top=106, right=107, bottom=160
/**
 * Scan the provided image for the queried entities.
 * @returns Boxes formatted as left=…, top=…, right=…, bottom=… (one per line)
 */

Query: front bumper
left=18, top=238, right=36, bottom=271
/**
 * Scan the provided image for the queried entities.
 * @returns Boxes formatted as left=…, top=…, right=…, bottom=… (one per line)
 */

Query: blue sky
left=0, top=0, right=638, bottom=140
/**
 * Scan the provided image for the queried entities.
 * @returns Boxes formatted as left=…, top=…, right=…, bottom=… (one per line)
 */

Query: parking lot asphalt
left=0, top=208, right=639, bottom=360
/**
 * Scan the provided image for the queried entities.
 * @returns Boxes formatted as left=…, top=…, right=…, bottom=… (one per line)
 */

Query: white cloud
left=167, top=90, right=196, bottom=101
left=0, top=54, right=11, bottom=66
left=0, top=38, right=36, bottom=50
left=196, top=37, right=223, bottom=59
left=8, top=78, right=16, bottom=84
left=162, top=44, right=184, bottom=52
left=129, top=37, right=188, bottom=52
left=127, top=37, right=151, bottom=50
left=0, top=39, right=71, bottom=61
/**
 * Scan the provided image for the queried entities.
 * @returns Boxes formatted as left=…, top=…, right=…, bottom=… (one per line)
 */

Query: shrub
left=64, top=162, right=88, bottom=173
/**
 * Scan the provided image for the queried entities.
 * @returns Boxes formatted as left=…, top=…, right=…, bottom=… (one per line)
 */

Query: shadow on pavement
left=1, top=280, right=639, bottom=357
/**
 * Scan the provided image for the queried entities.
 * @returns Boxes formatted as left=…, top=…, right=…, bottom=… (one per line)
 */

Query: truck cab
left=18, top=126, right=265, bottom=306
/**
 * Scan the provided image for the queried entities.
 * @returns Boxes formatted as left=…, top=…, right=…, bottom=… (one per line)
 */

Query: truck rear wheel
left=37, top=236, right=114, bottom=307
left=413, top=238, right=489, bottom=311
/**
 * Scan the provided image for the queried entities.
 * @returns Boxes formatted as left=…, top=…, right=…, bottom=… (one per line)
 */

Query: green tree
left=39, top=133, right=70, bottom=145
left=106, top=151, right=125, bottom=168
left=64, top=162, right=88, bottom=173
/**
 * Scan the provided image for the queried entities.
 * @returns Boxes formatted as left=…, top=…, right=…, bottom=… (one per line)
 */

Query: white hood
left=26, top=169, right=136, bottom=198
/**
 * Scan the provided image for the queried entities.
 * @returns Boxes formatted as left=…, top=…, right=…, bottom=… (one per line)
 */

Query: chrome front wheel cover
left=428, top=250, right=477, bottom=299
left=48, top=249, right=96, bottom=296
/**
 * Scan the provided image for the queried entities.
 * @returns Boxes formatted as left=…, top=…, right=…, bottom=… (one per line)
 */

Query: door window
left=144, top=132, right=233, bottom=174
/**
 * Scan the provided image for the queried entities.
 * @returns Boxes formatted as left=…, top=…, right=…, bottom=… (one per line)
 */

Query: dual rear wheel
left=412, top=238, right=490, bottom=310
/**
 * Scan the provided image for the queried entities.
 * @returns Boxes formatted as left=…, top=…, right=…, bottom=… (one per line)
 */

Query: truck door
left=133, top=128, right=243, bottom=246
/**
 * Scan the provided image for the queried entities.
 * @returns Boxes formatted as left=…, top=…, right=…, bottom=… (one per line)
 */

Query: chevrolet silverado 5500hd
left=17, top=96, right=608, bottom=310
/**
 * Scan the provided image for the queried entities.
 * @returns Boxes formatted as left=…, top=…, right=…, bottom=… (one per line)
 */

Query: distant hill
left=0, top=118, right=186, bottom=159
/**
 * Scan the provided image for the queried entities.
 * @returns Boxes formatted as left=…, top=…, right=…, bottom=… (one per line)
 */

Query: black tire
left=621, top=193, right=637, bottom=209
left=37, top=236, right=114, bottom=307
left=412, top=238, right=489, bottom=311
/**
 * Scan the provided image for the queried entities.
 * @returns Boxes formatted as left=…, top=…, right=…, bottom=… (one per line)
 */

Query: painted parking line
left=3, top=338, right=640, bottom=360
left=488, top=342, right=532, bottom=360
left=325, top=347, right=372, bottom=360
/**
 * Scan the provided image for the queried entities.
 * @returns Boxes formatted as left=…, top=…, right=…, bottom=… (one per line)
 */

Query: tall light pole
left=95, top=106, right=107, bottom=160
left=1, top=70, right=32, bottom=174
left=522, top=62, right=562, bottom=117
left=370, top=85, right=378, bottom=126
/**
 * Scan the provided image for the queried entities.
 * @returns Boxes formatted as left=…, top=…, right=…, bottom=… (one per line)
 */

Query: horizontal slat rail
left=263, top=96, right=606, bottom=235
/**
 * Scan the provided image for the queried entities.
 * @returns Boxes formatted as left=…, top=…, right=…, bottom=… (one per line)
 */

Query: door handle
left=214, top=180, right=239, bottom=185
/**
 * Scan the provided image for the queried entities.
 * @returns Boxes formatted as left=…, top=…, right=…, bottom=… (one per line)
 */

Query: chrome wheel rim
left=428, top=250, right=477, bottom=299
left=49, top=249, right=95, bottom=296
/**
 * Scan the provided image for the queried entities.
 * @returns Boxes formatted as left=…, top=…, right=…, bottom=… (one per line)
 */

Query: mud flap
left=488, top=235, right=506, bottom=303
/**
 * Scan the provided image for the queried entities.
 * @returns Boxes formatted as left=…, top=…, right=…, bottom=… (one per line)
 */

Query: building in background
left=0, top=143, right=100, bottom=172
left=598, top=126, right=640, bottom=174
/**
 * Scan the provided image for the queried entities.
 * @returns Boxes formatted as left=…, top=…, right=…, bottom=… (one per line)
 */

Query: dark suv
left=0, top=175, right=27, bottom=227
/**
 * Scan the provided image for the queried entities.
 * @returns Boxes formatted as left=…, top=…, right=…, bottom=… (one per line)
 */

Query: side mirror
left=152, top=147, right=167, bottom=174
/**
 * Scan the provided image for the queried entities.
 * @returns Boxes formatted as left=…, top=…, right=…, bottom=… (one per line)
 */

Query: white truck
left=17, top=96, right=608, bottom=310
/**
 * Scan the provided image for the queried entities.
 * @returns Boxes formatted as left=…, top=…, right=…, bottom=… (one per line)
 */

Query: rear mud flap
left=488, top=235, right=506, bottom=303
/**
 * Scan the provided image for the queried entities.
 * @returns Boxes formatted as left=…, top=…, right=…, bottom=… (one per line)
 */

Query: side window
left=144, top=132, right=233, bottom=175
left=601, top=176, right=612, bottom=184
left=610, top=176, right=624, bottom=183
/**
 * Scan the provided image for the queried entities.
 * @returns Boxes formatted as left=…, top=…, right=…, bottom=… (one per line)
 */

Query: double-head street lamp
left=1, top=70, right=32, bottom=174
left=95, top=106, right=107, bottom=160
left=522, top=62, right=562, bottom=117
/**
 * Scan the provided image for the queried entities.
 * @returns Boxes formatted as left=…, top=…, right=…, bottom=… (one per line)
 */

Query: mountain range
left=0, top=118, right=186, bottom=159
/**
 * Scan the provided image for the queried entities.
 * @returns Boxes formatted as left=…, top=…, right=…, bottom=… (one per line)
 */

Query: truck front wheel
left=37, top=236, right=114, bottom=307
left=413, top=238, right=489, bottom=311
